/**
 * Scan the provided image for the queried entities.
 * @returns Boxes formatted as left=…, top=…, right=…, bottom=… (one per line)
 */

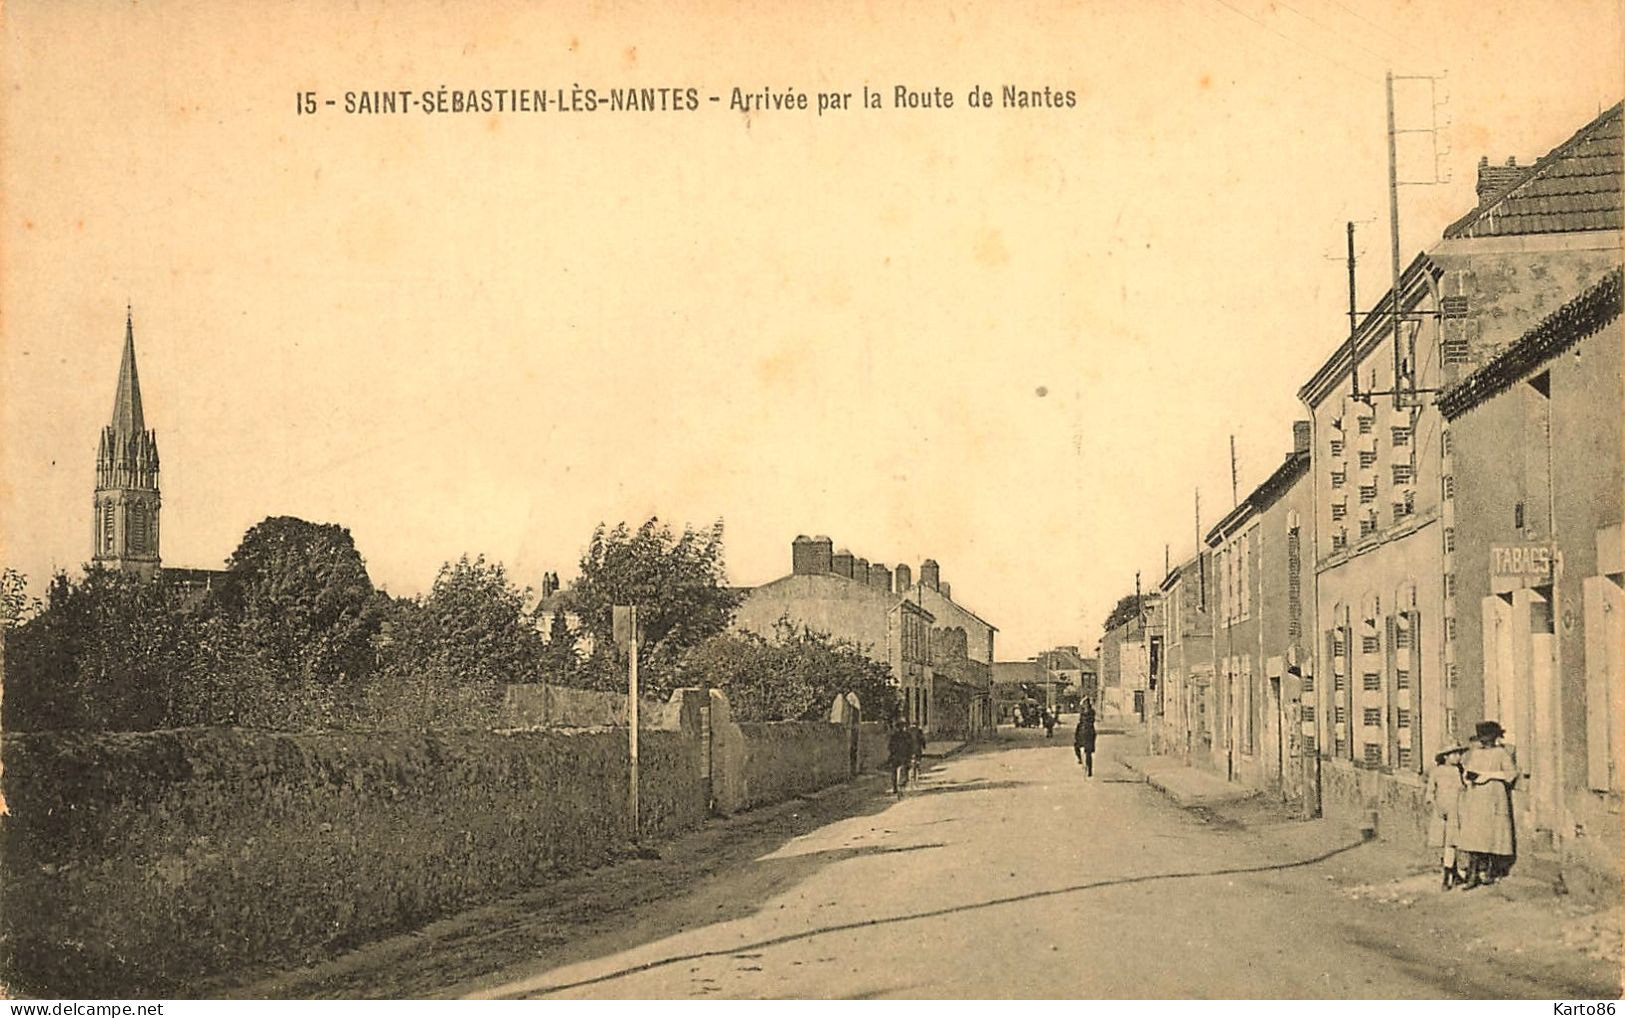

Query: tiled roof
left=1444, top=102, right=1623, bottom=239
left=1439, top=267, right=1622, bottom=420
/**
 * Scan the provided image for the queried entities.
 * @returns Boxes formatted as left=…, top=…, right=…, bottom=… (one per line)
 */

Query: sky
left=2, top=0, right=1620, bottom=659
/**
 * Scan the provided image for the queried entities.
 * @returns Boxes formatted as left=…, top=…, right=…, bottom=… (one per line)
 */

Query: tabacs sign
left=1491, top=544, right=1556, bottom=582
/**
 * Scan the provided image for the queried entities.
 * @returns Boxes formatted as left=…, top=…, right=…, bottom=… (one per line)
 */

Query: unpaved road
left=226, top=727, right=1622, bottom=999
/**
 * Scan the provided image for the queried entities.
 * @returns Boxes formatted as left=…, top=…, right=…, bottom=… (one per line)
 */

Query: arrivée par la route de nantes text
left=295, top=83, right=1078, bottom=117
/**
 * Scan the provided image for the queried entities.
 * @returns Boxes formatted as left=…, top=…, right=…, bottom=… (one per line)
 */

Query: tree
left=1102, top=593, right=1143, bottom=634
left=680, top=618, right=900, bottom=723
left=3, top=567, right=194, bottom=730
left=216, top=516, right=382, bottom=683
left=561, top=517, right=743, bottom=696
left=541, top=606, right=579, bottom=683
left=418, top=554, right=544, bottom=685
left=0, top=567, right=40, bottom=630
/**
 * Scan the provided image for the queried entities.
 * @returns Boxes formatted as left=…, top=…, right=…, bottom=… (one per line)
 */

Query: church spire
left=111, top=305, right=146, bottom=437
left=93, top=306, right=161, bottom=579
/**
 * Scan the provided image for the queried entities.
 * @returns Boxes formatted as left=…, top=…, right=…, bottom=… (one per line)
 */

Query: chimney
left=870, top=563, right=893, bottom=592
left=854, top=557, right=870, bottom=585
left=940, top=581, right=953, bottom=601
left=894, top=563, right=913, bottom=591
left=810, top=535, right=833, bottom=573
left=1476, top=155, right=1524, bottom=207
left=1292, top=420, right=1312, bottom=455
left=792, top=535, right=817, bottom=575
left=832, top=547, right=855, bottom=579
left=920, top=559, right=940, bottom=591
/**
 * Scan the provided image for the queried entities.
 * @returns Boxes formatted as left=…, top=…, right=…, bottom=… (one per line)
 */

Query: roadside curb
left=1120, top=754, right=1261, bottom=809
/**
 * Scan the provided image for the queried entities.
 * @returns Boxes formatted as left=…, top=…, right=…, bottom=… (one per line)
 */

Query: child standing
left=1425, top=748, right=1466, bottom=889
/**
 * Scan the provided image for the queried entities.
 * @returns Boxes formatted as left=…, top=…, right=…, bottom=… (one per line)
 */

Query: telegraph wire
left=1202, top=0, right=1382, bottom=85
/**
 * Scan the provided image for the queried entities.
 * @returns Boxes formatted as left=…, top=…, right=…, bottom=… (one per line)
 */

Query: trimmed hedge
left=0, top=727, right=704, bottom=996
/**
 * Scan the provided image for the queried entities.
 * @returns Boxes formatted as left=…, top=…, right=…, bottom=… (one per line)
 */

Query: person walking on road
left=1042, top=709, right=1057, bottom=738
left=888, top=718, right=915, bottom=796
left=1074, top=698, right=1098, bottom=777
left=908, top=721, right=927, bottom=784
left=1456, top=720, right=1518, bottom=888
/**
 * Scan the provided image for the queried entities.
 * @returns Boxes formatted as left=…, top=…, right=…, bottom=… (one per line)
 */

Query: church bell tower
left=92, top=308, right=161, bottom=579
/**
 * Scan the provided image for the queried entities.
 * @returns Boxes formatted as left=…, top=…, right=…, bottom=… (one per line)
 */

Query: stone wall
left=501, top=682, right=669, bottom=728
left=735, top=721, right=853, bottom=810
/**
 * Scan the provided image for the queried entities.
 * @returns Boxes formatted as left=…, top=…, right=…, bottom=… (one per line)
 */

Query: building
left=734, top=536, right=935, bottom=727
left=1297, top=102, right=1622, bottom=841
left=93, top=310, right=162, bottom=580
left=898, top=557, right=998, bottom=738
left=88, top=310, right=228, bottom=591
left=1204, top=424, right=1315, bottom=804
left=991, top=659, right=1042, bottom=723
left=1152, top=558, right=1210, bottom=758
left=1098, top=593, right=1157, bottom=721
left=1035, top=646, right=1087, bottom=711
left=1439, top=267, right=1622, bottom=892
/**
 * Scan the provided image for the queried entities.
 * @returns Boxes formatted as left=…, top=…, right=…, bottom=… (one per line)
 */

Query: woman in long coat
left=1455, top=720, right=1518, bottom=888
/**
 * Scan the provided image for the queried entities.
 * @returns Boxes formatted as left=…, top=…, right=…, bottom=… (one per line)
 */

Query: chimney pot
left=895, top=563, right=913, bottom=590
left=1292, top=420, right=1312, bottom=455
left=831, top=547, right=855, bottom=579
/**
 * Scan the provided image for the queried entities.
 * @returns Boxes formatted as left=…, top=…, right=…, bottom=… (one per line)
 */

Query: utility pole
left=1347, top=221, right=1361, bottom=401
left=613, top=604, right=642, bottom=842
left=1384, top=69, right=1450, bottom=408
left=1230, top=434, right=1239, bottom=508
left=1385, top=70, right=1405, bottom=411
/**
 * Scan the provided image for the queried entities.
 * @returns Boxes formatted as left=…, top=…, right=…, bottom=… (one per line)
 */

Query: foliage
left=216, top=516, right=383, bottom=683
left=1102, top=593, right=1143, bottom=634
left=1, top=566, right=41, bottom=630
left=560, top=517, right=743, bottom=698
left=680, top=618, right=899, bottom=723
left=541, top=606, right=579, bottom=683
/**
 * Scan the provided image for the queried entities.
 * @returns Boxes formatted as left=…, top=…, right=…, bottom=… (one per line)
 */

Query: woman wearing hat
left=1454, top=720, right=1519, bottom=888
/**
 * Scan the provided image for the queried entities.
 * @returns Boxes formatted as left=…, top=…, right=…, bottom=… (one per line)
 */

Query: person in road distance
left=888, top=718, right=915, bottom=796
left=1074, top=698, right=1098, bottom=777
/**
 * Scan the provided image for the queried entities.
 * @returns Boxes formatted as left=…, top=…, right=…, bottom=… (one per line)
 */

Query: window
left=1330, top=439, right=1345, bottom=456
left=1332, top=632, right=1346, bottom=656
left=1335, top=736, right=1349, bottom=756
left=1394, top=501, right=1412, bottom=522
left=1359, top=450, right=1377, bottom=469
left=1396, top=668, right=1410, bottom=690
left=1364, top=743, right=1383, bottom=765
left=1446, top=662, right=1459, bottom=688
left=1361, top=635, right=1379, bottom=653
left=1334, top=705, right=1347, bottom=724
left=1444, top=572, right=1456, bottom=597
left=1392, top=464, right=1413, bottom=484
left=101, top=504, right=114, bottom=552
left=1514, top=501, right=1526, bottom=530
left=1302, top=673, right=1315, bottom=692
left=1331, top=471, right=1347, bottom=489
left=1332, top=530, right=1348, bottom=552
left=1303, top=705, right=1316, bottom=722
left=1363, top=708, right=1382, bottom=726
left=1360, top=517, right=1377, bottom=538
left=1391, top=426, right=1410, bottom=446
left=1394, top=625, right=1412, bottom=649
left=1331, top=503, right=1348, bottom=521
left=1445, top=617, right=1456, bottom=642
left=1444, top=527, right=1455, bottom=553
left=1397, top=708, right=1411, bottom=729
left=1304, top=734, right=1319, bottom=754
left=1360, top=484, right=1377, bottom=504
left=1358, top=417, right=1373, bottom=435
left=1362, top=672, right=1381, bottom=691
left=1443, top=474, right=1455, bottom=499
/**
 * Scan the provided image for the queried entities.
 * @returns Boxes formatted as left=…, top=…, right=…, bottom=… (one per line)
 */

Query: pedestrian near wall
left=1042, top=709, right=1056, bottom=738
left=1455, top=720, right=1519, bottom=888
left=888, top=718, right=915, bottom=796
left=908, top=721, right=927, bottom=784
left=1074, top=697, right=1098, bottom=777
